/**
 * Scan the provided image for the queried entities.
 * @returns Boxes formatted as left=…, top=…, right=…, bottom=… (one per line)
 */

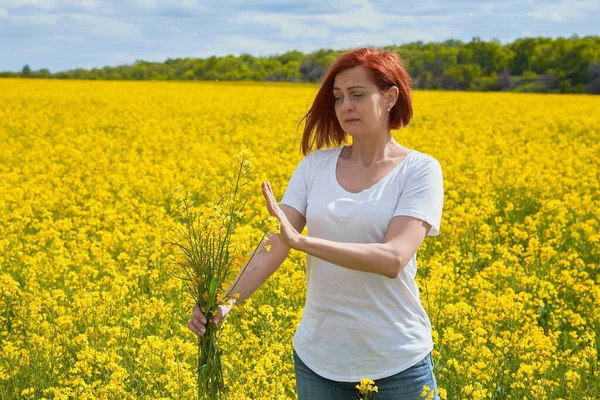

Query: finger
left=261, top=182, right=269, bottom=199
left=263, top=182, right=273, bottom=202
left=264, top=181, right=276, bottom=200
left=267, top=182, right=278, bottom=203
left=192, top=313, right=206, bottom=328
left=262, top=183, right=279, bottom=212
left=192, top=304, right=206, bottom=324
left=262, top=184, right=277, bottom=216
left=262, top=185, right=271, bottom=206
left=214, top=304, right=232, bottom=325
left=187, top=319, right=206, bottom=336
left=192, top=312, right=207, bottom=327
left=268, top=189, right=283, bottom=214
left=266, top=182, right=276, bottom=202
left=192, top=317, right=206, bottom=334
left=213, top=306, right=224, bottom=325
left=187, top=320, right=197, bottom=334
left=192, top=304, right=207, bottom=324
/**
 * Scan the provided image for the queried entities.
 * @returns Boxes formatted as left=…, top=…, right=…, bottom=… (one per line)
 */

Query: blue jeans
left=293, top=349, right=441, bottom=400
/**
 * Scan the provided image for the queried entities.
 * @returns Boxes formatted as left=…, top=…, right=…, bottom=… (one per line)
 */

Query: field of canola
left=0, top=78, right=599, bottom=399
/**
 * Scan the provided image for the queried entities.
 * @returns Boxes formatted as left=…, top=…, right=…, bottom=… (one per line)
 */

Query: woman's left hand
left=262, top=181, right=301, bottom=249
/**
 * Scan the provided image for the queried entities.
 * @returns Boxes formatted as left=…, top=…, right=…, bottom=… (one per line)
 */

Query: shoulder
left=407, top=150, right=442, bottom=170
left=404, top=150, right=443, bottom=183
left=307, top=147, right=339, bottom=160
left=302, top=147, right=339, bottom=168
left=409, top=149, right=439, bottom=164
left=289, top=147, right=337, bottom=179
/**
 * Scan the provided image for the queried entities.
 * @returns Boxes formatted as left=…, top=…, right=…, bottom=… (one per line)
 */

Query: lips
left=345, top=119, right=360, bottom=123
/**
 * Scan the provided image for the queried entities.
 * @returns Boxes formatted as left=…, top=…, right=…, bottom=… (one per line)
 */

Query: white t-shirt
left=280, top=145, right=444, bottom=382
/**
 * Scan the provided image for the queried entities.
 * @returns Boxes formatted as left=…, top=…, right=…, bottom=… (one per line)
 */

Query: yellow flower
left=356, top=378, right=379, bottom=396
left=265, top=215, right=281, bottom=234
left=4, top=78, right=599, bottom=400
left=235, top=148, right=254, bottom=161
left=235, top=149, right=254, bottom=176
left=439, top=387, right=448, bottom=400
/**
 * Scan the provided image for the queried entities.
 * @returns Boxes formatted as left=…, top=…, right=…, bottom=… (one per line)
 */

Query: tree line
left=2, top=35, right=599, bottom=94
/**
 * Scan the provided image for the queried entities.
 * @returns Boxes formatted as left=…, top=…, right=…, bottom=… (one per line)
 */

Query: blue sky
left=1, top=0, right=599, bottom=73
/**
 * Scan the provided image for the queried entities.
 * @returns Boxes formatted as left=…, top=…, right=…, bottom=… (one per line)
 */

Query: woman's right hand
left=187, top=301, right=234, bottom=343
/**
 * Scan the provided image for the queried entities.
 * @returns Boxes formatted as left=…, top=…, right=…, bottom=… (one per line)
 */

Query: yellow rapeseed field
left=0, top=78, right=599, bottom=399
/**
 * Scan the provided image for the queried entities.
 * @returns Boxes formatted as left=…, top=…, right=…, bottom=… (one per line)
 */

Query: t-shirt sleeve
left=393, top=158, right=444, bottom=236
left=279, top=153, right=312, bottom=218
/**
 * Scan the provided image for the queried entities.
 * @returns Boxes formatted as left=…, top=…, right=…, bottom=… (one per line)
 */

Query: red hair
left=297, top=47, right=413, bottom=156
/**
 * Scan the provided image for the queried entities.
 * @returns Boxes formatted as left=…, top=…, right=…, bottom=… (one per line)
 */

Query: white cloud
left=330, top=25, right=459, bottom=50
left=212, top=34, right=293, bottom=56
left=50, top=33, right=85, bottom=42
left=242, top=13, right=330, bottom=39
left=234, top=0, right=459, bottom=44
left=132, top=0, right=200, bottom=11
left=67, top=13, right=142, bottom=39
left=1, top=0, right=55, bottom=10
left=313, top=1, right=395, bottom=30
left=135, top=0, right=159, bottom=8
left=1, top=0, right=599, bottom=72
left=280, top=22, right=330, bottom=39
left=481, top=3, right=496, bottom=16
left=78, top=0, right=97, bottom=10
left=106, top=35, right=289, bottom=65
left=528, top=0, right=599, bottom=21
left=0, top=0, right=98, bottom=10
left=107, top=51, right=182, bottom=66
left=307, top=0, right=459, bottom=30
left=8, top=13, right=59, bottom=24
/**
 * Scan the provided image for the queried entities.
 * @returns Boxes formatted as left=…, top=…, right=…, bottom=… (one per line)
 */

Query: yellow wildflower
left=266, top=215, right=281, bottom=234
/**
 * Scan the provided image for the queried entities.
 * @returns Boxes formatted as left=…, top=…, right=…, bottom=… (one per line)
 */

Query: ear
left=385, top=86, right=399, bottom=108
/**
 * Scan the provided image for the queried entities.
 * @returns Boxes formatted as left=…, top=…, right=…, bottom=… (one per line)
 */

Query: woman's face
left=332, top=65, right=394, bottom=137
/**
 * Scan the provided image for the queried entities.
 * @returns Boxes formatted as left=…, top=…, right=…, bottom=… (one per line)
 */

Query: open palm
left=261, top=181, right=300, bottom=248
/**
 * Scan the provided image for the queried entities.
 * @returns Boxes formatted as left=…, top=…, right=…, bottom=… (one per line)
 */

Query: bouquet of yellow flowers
left=356, top=378, right=379, bottom=400
left=165, top=149, right=271, bottom=399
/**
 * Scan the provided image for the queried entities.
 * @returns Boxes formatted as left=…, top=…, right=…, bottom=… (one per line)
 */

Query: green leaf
left=206, top=276, right=218, bottom=312
left=209, top=276, right=217, bottom=297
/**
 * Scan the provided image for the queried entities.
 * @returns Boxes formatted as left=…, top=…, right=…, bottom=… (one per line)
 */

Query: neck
left=346, top=131, right=399, bottom=165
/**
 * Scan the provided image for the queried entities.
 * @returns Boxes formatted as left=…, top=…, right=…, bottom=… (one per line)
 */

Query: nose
left=341, top=96, right=354, bottom=111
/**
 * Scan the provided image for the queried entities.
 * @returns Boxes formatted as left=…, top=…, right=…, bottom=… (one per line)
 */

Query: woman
left=188, top=47, right=443, bottom=399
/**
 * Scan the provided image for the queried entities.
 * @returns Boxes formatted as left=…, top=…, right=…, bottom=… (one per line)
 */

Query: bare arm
left=294, top=215, right=432, bottom=279
left=294, top=237, right=399, bottom=279
left=224, top=204, right=306, bottom=306
left=261, top=181, right=432, bottom=280
left=189, top=205, right=306, bottom=336
left=223, top=235, right=286, bottom=306
left=261, top=181, right=398, bottom=278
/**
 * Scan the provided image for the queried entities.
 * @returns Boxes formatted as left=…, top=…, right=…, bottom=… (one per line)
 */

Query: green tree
left=586, top=62, right=600, bottom=93
left=21, top=64, right=31, bottom=77
left=4, top=36, right=597, bottom=95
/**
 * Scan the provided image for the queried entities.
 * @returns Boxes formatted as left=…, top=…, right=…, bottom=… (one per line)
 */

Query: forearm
left=224, top=242, right=284, bottom=306
left=294, top=236, right=401, bottom=279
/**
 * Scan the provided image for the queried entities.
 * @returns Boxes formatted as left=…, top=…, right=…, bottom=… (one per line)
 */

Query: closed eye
left=334, top=94, right=363, bottom=101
